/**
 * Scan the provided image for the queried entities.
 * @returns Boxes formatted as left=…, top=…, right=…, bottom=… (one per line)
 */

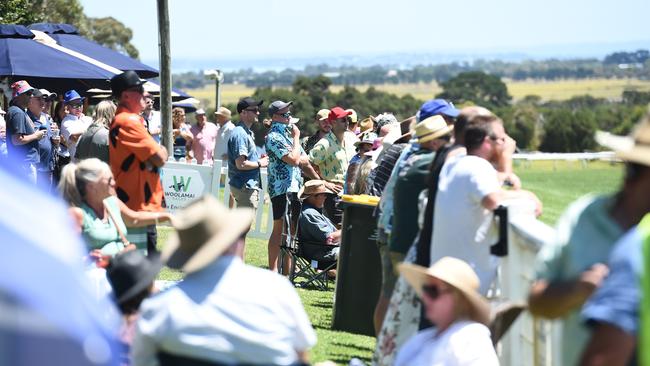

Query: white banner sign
left=161, top=167, right=206, bottom=211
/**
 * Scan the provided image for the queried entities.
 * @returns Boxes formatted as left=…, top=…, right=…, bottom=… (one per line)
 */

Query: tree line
left=203, top=72, right=648, bottom=153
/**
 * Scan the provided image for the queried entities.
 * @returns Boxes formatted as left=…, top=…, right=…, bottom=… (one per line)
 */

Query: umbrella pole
left=157, top=0, right=173, bottom=155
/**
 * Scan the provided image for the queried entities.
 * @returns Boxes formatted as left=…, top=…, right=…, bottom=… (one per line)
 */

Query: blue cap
left=418, top=99, right=459, bottom=121
left=63, top=90, right=84, bottom=104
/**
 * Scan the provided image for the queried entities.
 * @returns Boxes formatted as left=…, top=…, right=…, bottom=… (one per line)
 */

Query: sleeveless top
left=81, top=196, right=127, bottom=256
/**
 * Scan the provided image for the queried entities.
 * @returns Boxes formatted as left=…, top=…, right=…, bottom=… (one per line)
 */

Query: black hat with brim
left=111, top=70, right=146, bottom=97
left=236, top=97, right=263, bottom=114
left=107, top=251, right=162, bottom=304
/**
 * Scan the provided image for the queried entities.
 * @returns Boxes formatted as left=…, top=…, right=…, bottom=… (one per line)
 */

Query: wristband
left=257, top=161, right=261, bottom=168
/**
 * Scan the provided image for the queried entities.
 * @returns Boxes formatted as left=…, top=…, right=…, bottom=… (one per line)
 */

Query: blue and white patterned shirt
left=265, top=121, right=303, bottom=198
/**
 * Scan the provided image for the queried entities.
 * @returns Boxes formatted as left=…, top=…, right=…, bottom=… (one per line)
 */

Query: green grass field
left=187, top=78, right=650, bottom=107
left=156, top=160, right=624, bottom=365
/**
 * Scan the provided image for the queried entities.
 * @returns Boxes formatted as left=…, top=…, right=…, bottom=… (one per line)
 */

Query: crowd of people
left=2, top=68, right=650, bottom=366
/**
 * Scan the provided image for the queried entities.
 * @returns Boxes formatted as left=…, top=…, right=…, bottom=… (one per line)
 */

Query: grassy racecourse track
left=187, top=78, right=650, bottom=107
left=156, top=160, right=623, bottom=365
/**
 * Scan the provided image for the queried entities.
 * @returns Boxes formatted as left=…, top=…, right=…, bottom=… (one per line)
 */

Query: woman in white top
left=395, top=257, right=499, bottom=366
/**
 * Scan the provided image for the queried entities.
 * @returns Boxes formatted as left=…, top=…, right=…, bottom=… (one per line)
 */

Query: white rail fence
left=496, top=200, right=561, bottom=366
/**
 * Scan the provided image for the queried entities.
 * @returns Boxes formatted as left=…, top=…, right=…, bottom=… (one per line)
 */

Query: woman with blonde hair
left=172, top=107, right=193, bottom=161
left=59, top=158, right=173, bottom=256
left=75, top=100, right=116, bottom=163
left=395, top=257, right=498, bottom=366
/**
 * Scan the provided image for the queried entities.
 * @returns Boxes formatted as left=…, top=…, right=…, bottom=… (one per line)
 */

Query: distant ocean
left=142, top=40, right=650, bottom=73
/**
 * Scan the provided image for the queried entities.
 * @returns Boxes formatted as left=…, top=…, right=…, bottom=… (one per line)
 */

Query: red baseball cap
left=328, top=106, right=352, bottom=121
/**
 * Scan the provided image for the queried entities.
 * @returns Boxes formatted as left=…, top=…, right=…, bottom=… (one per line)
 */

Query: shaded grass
left=154, top=160, right=623, bottom=364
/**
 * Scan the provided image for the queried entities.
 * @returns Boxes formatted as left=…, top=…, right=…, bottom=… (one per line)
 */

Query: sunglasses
left=68, top=103, right=83, bottom=109
left=245, top=108, right=259, bottom=113
left=421, top=284, right=450, bottom=300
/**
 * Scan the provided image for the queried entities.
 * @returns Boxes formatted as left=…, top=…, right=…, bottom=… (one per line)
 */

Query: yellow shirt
left=308, top=131, right=358, bottom=183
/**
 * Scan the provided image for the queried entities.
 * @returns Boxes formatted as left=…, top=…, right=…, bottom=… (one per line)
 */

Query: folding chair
left=277, top=200, right=338, bottom=290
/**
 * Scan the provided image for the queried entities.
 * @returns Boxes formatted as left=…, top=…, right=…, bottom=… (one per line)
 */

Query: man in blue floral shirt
left=264, top=100, right=318, bottom=272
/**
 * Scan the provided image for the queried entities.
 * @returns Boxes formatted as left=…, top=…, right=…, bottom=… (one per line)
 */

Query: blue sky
left=81, top=0, right=649, bottom=67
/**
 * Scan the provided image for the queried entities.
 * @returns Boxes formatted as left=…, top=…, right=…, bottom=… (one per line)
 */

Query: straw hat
left=414, top=115, right=454, bottom=144
left=161, top=195, right=254, bottom=273
left=596, top=116, right=650, bottom=167
left=359, top=116, right=374, bottom=133
left=398, top=257, right=490, bottom=325
left=298, top=180, right=333, bottom=200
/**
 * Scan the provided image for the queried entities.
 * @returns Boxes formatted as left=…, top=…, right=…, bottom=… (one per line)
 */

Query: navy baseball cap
left=418, top=99, right=460, bottom=121
left=237, top=97, right=263, bottom=114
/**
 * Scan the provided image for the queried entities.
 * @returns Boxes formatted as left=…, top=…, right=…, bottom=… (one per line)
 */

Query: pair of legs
left=268, top=193, right=300, bottom=273
left=373, top=231, right=399, bottom=335
left=229, top=186, right=260, bottom=259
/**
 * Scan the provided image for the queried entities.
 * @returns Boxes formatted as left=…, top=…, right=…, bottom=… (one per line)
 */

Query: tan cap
left=215, top=106, right=232, bottom=119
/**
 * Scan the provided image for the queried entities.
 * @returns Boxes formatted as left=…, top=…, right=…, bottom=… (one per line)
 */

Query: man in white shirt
left=132, top=195, right=317, bottom=366
left=142, top=93, right=161, bottom=143
left=430, top=114, right=541, bottom=294
left=60, top=90, right=91, bottom=161
left=213, top=106, right=234, bottom=161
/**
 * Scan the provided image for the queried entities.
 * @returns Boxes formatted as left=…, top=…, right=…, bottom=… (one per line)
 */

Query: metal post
left=157, top=0, right=173, bottom=154
left=207, top=70, right=224, bottom=160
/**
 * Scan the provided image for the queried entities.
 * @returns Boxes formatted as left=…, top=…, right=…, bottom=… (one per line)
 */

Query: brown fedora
left=298, top=180, right=333, bottom=201
left=161, top=195, right=254, bottom=273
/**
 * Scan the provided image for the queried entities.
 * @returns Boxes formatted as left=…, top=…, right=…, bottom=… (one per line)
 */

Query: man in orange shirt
left=109, top=71, right=168, bottom=254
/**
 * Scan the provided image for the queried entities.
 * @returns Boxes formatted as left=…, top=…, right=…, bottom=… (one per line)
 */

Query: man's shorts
left=271, top=192, right=300, bottom=220
left=230, top=186, right=259, bottom=210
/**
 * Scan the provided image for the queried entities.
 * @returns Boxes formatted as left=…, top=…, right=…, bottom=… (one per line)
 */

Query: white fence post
left=496, top=199, right=562, bottom=366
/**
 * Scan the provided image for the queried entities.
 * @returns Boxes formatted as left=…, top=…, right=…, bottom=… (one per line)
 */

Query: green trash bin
left=332, top=195, right=382, bottom=337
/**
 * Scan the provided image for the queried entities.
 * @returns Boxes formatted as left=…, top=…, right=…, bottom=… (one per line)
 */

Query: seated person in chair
left=297, top=180, right=341, bottom=262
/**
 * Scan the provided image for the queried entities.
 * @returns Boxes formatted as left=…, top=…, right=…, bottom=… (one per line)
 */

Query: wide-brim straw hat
left=415, top=115, right=454, bottom=144
left=399, top=257, right=490, bottom=326
left=161, top=195, right=253, bottom=273
left=298, top=180, right=333, bottom=200
left=595, top=116, right=650, bottom=167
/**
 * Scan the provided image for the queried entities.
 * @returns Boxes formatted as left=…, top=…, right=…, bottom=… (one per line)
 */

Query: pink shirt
left=190, top=122, right=219, bottom=164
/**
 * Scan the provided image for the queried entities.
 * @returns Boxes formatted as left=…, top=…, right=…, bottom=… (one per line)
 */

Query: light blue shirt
left=133, top=255, right=317, bottom=366
left=535, top=194, right=624, bottom=366
left=582, top=226, right=643, bottom=335
left=227, top=122, right=260, bottom=189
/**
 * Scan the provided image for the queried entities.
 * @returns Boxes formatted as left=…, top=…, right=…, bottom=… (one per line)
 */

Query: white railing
left=496, top=199, right=561, bottom=366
